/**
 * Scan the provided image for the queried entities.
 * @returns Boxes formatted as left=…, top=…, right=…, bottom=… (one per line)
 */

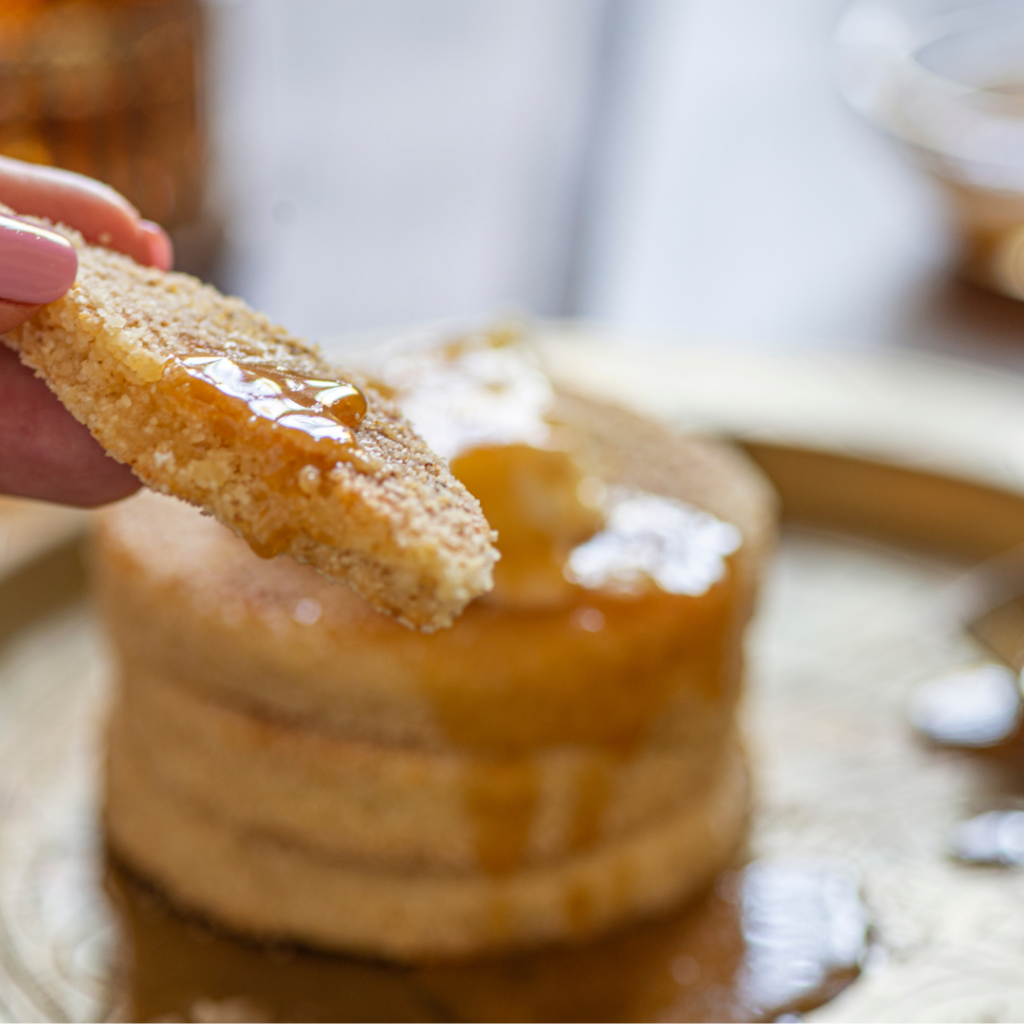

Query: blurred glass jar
left=0, top=0, right=215, bottom=274
left=838, top=0, right=1024, bottom=299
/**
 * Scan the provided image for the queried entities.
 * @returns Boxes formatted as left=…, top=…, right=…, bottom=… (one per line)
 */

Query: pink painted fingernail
left=0, top=214, right=77, bottom=304
left=140, top=220, right=174, bottom=271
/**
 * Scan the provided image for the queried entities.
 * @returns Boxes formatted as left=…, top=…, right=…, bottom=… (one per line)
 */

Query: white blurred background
left=203, top=0, right=1024, bottom=362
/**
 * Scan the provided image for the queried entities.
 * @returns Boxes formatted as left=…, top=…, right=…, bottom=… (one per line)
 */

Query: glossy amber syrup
left=409, top=570, right=741, bottom=880
left=180, top=356, right=367, bottom=446
left=414, top=568, right=740, bottom=755
left=396, top=485, right=744, bottom=877
left=451, top=443, right=603, bottom=608
left=108, top=855, right=867, bottom=1023
left=412, top=346, right=745, bottom=867
left=175, top=356, right=371, bottom=558
left=462, top=759, right=542, bottom=875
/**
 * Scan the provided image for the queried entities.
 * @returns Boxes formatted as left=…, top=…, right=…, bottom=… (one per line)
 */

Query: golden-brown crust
left=4, top=219, right=497, bottom=630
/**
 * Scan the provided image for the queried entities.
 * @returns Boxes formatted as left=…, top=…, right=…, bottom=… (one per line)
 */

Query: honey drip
left=564, top=881, right=597, bottom=934
left=380, top=333, right=748, bottom=898
left=451, top=443, right=603, bottom=608
left=179, top=356, right=367, bottom=447
left=567, top=759, right=613, bottom=852
left=418, top=571, right=740, bottom=755
left=464, top=758, right=540, bottom=875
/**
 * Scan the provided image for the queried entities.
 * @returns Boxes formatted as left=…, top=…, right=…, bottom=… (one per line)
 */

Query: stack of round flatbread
left=99, top=392, right=775, bottom=960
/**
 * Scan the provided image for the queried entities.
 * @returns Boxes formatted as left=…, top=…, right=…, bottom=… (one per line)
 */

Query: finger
left=0, top=300, right=40, bottom=336
left=140, top=219, right=174, bottom=271
left=0, top=214, right=77, bottom=311
left=0, top=156, right=166, bottom=268
left=0, top=346, right=140, bottom=507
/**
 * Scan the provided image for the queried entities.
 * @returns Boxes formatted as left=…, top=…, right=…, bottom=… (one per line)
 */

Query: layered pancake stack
left=98, top=333, right=776, bottom=960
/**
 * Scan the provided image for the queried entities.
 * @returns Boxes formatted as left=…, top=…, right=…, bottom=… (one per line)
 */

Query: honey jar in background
left=932, top=163, right=1024, bottom=302
left=838, top=0, right=1024, bottom=302
left=0, top=0, right=218, bottom=276
left=912, top=74, right=1024, bottom=301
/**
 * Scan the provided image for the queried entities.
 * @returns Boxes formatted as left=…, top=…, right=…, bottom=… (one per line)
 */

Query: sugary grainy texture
left=4, top=216, right=497, bottom=630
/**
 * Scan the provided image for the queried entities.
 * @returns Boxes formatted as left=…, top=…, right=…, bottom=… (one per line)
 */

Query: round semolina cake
left=98, top=389, right=776, bottom=958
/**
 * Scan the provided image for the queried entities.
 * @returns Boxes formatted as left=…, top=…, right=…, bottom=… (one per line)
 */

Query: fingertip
left=139, top=220, right=174, bottom=271
left=0, top=214, right=77, bottom=305
left=0, top=346, right=143, bottom=507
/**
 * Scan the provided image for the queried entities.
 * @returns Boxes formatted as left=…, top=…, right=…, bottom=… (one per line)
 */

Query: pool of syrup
left=911, top=591, right=1024, bottom=754
left=912, top=589, right=1024, bottom=870
left=106, top=855, right=869, bottom=1023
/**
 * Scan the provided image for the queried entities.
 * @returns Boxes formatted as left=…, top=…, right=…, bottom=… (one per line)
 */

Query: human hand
left=0, top=156, right=173, bottom=507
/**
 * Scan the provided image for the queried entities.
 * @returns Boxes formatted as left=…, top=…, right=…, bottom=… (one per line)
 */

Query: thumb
left=0, top=213, right=77, bottom=334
